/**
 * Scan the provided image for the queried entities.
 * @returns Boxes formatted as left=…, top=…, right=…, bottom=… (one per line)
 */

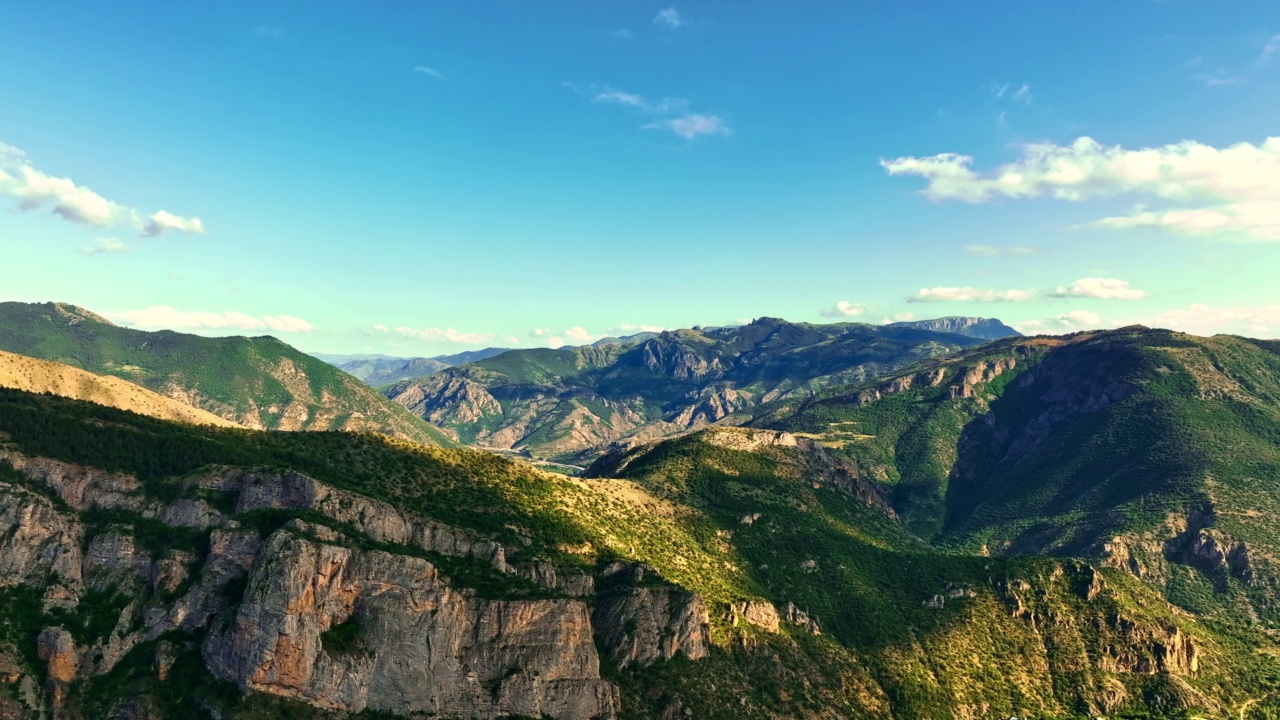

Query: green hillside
left=0, top=301, right=453, bottom=447
left=756, top=326, right=1280, bottom=627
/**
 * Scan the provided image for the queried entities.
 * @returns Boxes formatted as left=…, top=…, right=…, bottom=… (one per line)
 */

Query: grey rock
left=203, top=525, right=619, bottom=719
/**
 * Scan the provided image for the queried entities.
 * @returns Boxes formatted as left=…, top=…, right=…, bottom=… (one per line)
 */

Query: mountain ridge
left=0, top=301, right=453, bottom=447
left=382, top=316, right=1021, bottom=462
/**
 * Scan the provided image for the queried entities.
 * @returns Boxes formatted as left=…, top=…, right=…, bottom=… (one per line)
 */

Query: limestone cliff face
left=204, top=522, right=620, bottom=718
left=0, top=451, right=655, bottom=718
left=592, top=563, right=711, bottom=670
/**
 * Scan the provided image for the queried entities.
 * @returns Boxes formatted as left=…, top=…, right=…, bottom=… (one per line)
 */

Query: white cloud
left=881, top=135, right=1280, bottom=241
left=142, top=210, right=205, bottom=237
left=820, top=301, right=866, bottom=318
left=373, top=324, right=389, bottom=332
left=0, top=142, right=205, bottom=236
left=619, top=323, right=666, bottom=333
left=1056, top=309, right=1103, bottom=328
left=79, top=238, right=130, bottom=255
left=962, top=244, right=1038, bottom=256
left=1142, top=303, right=1280, bottom=337
left=643, top=114, right=730, bottom=140
left=565, top=326, right=595, bottom=342
left=1260, top=34, right=1280, bottom=64
left=395, top=327, right=495, bottom=344
left=412, top=66, right=444, bottom=80
left=111, top=307, right=315, bottom=333
left=1051, top=277, right=1149, bottom=300
left=613, top=28, right=633, bottom=40
left=593, top=90, right=688, bottom=115
left=653, top=8, right=684, bottom=29
left=908, top=287, right=1037, bottom=303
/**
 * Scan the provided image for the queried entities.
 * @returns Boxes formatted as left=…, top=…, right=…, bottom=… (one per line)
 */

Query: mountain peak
left=888, top=316, right=1021, bottom=340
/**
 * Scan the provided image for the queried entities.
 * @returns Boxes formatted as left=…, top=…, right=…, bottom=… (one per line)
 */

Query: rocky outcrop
left=204, top=522, right=619, bottom=719
left=593, top=563, right=710, bottom=669
left=204, top=468, right=510, bottom=570
left=0, top=482, right=83, bottom=592
left=37, top=627, right=78, bottom=716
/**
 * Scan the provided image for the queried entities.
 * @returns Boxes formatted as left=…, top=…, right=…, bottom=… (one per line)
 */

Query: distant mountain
left=334, top=356, right=451, bottom=385
left=383, top=316, right=1018, bottom=462
left=0, top=301, right=453, bottom=446
left=313, top=347, right=513, bottom=386
left=431, top=347, right=511, bottom=365
left=887, top=315, right=1022, bottom=340
left=0, top=348, right=239, bottom=428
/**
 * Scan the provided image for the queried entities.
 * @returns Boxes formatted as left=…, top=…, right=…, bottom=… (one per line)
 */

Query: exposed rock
left=37, top=627, right=77, bottom=715
left=0, top=451, right=143, bottom=513
left=203, top=468, right=510, bottom=572
left=0, top=483, right=83, bottom=592
left=782, top=602, right=821, bottom=635
left=701, top=427, right=797, bottom=452
left=203, top=524, right=619, bottom=719
left=594, top=583, right=710, bottom=669
left=728, top=600, right=780, bottom=633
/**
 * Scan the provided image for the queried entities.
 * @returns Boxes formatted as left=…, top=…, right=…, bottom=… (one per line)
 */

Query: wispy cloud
left=820, top=301, right=867, bottom=318
left=619, top=323, right=666, bottom=333
left=111, top=307, right=314, bottom=333
left=79, top=238, right=130, bottom=255
left=613, top=28, right=634, bottom=40
left=0, top=142, right=205, bottom=237
left=1050, top=277, right=1149, bottom=300
left=644, top=114, right=730, bottom=140
left=962, top=244, right=1039, bottom=256
left=593, top=90, right=688, bottom=114
left=882, top=135, right=1280, bottom=241
left=395, top=327, right=495, bottom=344
left=1191, top=71, right=1244, bottom=87
left=908, top=287, right=1037, bottom=303
left=578, top=86, right=729, bottom=141
left=252, top=26, right=286, bottom=39
left=412, top=66, right=445, bottom=80
left=653, top=8, right=684, bottom=29
left=1259, top=34, right=1280, bottom=64
left=989, top=82, right=1033, bottom=105
left=1017, top=303, right=1280, bottom=338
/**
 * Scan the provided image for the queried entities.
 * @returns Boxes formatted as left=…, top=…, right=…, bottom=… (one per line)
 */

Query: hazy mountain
left=383, top=316, right=1018, bottom=463
left=314, top=348, right=513, bottom=386
left=0, top=301, right=453, bottom=447
left=887, top=315, right=1022, bottom=340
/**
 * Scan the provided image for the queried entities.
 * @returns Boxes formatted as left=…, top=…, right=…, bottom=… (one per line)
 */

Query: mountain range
left=2, top=302, right=1280, bottom=719
left=378, top=316, right=1021, bottom=463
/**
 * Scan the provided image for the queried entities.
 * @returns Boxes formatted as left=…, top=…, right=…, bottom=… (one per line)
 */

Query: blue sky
left=2, top=0, right=1279, bottom=354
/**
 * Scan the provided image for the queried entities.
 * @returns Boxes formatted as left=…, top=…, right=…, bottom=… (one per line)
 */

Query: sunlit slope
left=0, top=301, right=453, bottom=446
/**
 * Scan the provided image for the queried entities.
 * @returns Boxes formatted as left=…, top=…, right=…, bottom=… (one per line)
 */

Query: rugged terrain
left=753, top=326, right=1280, bottom=627
left=0, top=302, right=452, bottom=447
left=382, top=317, right=1019, bottom=463
left=4, top=322, right=1280, bottom=719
